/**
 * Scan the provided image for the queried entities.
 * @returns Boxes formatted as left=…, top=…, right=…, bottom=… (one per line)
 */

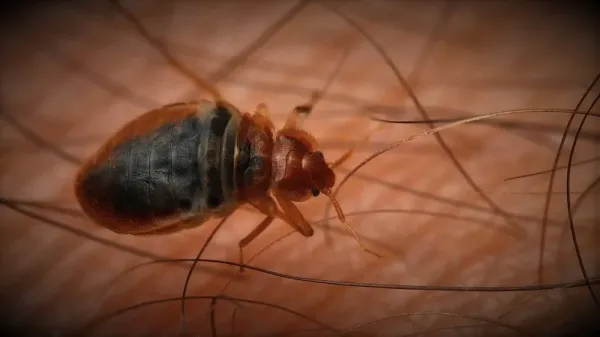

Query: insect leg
left=272, top=188, right=316, bottom=237
left=238, top=215, right=275, bottom=273
left=289, top=43, right=355, bottom=130
left=249, top=197, right=311, bottom=236
left=239, top=196, right=313, bottom=273
left=283, top=105, right=313, bottom=130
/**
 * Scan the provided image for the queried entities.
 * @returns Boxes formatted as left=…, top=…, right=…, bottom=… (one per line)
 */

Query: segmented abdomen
left=80, top=114, right=203, bottom=220
left=77, top=102, right=242, bottom=227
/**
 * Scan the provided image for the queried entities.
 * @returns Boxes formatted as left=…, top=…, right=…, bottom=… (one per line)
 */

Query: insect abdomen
left=77, top=101, right=242, bottom=231
left=80, top=114, right=203, bottom=220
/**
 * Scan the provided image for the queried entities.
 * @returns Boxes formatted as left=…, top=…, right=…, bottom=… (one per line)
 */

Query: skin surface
left=1, top=1, right=599, bottom=336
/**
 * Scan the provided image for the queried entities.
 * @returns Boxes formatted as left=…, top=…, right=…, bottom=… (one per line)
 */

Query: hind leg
left=271, top=188, right=315, bottom=237
left=250, top=196, right=313, bottom=237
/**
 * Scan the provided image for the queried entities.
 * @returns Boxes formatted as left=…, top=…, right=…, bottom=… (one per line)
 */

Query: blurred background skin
left=0, top=0, right=599, bottom=336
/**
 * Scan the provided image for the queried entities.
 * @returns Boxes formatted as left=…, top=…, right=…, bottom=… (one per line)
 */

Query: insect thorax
left=233, top=109, right=275, bottom=202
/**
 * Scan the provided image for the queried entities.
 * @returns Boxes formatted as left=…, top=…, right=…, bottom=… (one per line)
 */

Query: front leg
left=249, top=196, right=311, bottom=236
left=237, top=196, right=312, bottom=273
left=271, top=188, right=314, bottom=237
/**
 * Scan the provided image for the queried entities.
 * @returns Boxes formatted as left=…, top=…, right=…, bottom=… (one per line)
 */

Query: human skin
left=0, top=1, right=598, bottom=336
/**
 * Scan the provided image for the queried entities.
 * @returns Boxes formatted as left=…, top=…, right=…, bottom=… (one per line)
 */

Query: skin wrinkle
left=325, top=3, right=525, bottom=239
left=89, top=205, right=517, bottom=327
left=402, top=231, right=510, bottom=312
left=2, top=1, right=599, bottom=336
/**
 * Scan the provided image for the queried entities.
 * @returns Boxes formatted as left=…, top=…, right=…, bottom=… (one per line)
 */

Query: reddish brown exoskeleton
left=74, top=92, right=378, bottom=269
left=74, top=0, right=383, bottom=271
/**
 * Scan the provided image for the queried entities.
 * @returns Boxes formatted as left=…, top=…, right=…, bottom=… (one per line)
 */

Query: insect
left=74, top=85, right=379, bottom=269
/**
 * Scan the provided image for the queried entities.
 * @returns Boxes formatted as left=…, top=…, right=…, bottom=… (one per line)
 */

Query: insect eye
left=314, top=151, right=324, bottom=159
left=311, top=188, right=320, bottom=197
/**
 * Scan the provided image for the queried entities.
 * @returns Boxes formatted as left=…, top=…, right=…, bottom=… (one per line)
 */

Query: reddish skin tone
left=74, top=99, right=362, bottom=270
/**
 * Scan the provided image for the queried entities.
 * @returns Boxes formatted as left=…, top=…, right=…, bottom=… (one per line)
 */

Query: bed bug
left=73, top=0, right=381, bottom=269
left=74, top=95, right=379, bottom=267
